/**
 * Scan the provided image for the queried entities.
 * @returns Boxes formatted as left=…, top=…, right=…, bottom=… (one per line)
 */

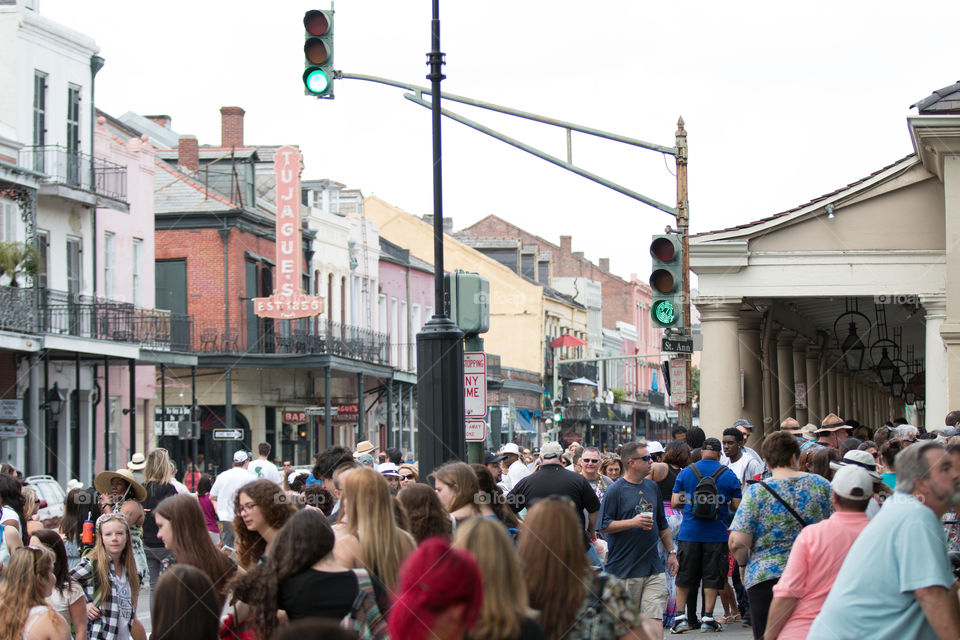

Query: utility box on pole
left=445, top=271, right=490, bottom=335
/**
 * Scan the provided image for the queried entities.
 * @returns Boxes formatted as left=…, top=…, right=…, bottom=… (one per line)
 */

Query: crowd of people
left=1, top=414, right=960, bottom=640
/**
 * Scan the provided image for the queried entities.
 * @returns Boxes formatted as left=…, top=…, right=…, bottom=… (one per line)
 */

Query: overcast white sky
left=42, top=0, right=960, bottom=280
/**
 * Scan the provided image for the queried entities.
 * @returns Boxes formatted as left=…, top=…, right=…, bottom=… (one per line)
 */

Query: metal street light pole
left=675, top=118, right=691, bottom=430
left=415, top=0, right=464, bottom=479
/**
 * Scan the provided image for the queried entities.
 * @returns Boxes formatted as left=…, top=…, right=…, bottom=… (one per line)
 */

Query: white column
left=776, top=330, right=796, bottom=425
left=826, top=362, right=838, bottom=418
left=696, top=297, right=743, bottom=439
left=738, top=312, right=764, bottom=448
left=793, top=337, right=809, bottom=426
left=806, top=347, right=821, bottom=426
left=924, top=296, right=948, bottom=433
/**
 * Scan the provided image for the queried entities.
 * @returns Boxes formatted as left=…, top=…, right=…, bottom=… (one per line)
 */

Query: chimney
left=560, top=235, right=572, bottom=255
left=220, top=106, right=245, bottom=148
left=599, top=258, right=610, bottom=272
left=144, top=114, right=171, bottom=129
left=178, top=135, right=199, bottom=172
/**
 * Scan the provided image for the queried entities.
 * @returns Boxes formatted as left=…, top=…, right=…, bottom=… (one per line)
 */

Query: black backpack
left=690, top=463, right=728, bottom=520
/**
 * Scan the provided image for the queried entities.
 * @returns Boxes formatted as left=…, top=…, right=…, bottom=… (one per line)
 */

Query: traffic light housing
left=649, top=235, right=684, bottom=329
left=303, top=9, right=334, bottom=98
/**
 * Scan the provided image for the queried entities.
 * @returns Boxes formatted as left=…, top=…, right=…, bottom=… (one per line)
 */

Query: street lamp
left=875, top=348, right=896, bottom=386
left=44, top=382, right=64, bottom=424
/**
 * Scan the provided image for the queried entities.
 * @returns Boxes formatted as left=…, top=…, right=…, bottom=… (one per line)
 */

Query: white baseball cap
left=831, top=464, right=874, bottom=500
left=233, top=450, right=250, bottom=464
left=646, top=441, right=665, bottom=455
left=829, top=449, right=881, bottom=481
left=500, top=443, right=521, bottom=456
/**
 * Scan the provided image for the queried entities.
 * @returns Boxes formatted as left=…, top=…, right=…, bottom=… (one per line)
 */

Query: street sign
left=304, top=406, right=337, bottom=416
left=212, top=428, right=244, bottom=441
left=282, top=410, right=308, bottom=424
left=669, top=358, right=687, bottom=405
left=465, top=420, right=486, bottom=442
left=794, top=383, right=807, bottom=409
left=0, top=423, right=27, bottom=438
left=0, top=399, right=22, bottom=421
left=464, top=352, right=487, bottom=418
left=662, top=337, right=694, bottom=354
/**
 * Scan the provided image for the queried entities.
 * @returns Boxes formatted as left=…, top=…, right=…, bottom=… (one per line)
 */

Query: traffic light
left=303, top=9, right=334, bottom=98
left=649, top=235, right=684, bottom=329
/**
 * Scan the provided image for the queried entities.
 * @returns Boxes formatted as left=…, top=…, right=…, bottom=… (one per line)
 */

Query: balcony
left=18, top=146, right=127, bottom=208
left=0, top=285, right=190, bottom=350
left=192, top=319, right=389, bottom=364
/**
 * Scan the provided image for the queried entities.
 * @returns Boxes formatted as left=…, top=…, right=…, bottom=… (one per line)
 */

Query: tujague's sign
left=253, top=146, right=324, bottom=319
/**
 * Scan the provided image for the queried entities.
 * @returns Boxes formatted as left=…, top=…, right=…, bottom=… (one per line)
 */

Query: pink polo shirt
left=771, top=510, right=869, bottom=640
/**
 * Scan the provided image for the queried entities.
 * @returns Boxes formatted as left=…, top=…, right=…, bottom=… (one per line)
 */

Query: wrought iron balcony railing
left=193, top=319, right=390, bottom=364
left=18, top=145, right=127, bottom=201
left=0, top=286, right=190, bottom=350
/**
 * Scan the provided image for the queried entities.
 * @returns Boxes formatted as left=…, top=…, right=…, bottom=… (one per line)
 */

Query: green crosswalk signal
left=649, top=235, right=683, bottom=329
left=303, top=9, right=334, bottom=98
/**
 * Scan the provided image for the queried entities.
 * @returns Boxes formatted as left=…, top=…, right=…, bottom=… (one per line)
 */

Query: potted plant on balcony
left=0, top=241, right=42, bottom=287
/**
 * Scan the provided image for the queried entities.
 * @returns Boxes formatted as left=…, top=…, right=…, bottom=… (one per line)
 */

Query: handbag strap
left=757, top=480, right=807, bottom=527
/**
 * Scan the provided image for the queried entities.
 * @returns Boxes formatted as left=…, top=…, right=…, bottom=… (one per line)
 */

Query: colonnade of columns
left=696, top=296, right=946, bottom=440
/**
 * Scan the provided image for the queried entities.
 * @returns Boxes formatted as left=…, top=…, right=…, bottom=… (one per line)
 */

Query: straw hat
left=94, top=468, right=147, bottom=502
left=354, top=440, right=377, bottom=457
left=127, top=453, right=146, bottom=471
left=816, top=413, right=849, bottom=434
left=779, top=417, right=803, bottom=434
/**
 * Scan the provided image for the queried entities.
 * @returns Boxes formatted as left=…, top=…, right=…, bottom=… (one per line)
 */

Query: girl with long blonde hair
left=452, top=516, right=543, bottom=640
left=141, top=448, right=177, bottom=603
left=69, top=512, right=143, bottom=639
left=518, top=498, right=652, bottom=640
left=333, top=467, right=415, bottom=593
left=0, top=546, right=70, bottom=640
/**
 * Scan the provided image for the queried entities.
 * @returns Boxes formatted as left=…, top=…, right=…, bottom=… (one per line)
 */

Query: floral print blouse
left=730, top=473, right=833, bottom=589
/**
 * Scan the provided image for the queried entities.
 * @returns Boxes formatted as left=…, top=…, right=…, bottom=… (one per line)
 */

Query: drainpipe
left=90, top=56, right=104, bottom=300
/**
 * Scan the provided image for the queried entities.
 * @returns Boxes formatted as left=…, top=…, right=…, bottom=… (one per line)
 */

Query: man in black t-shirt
left=507, top=441, right=601, bottom=541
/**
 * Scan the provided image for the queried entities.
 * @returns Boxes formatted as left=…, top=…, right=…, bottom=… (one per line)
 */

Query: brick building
left=460, top=215, right=666, bottom=443
left=136, top=107, right=393, bottom=472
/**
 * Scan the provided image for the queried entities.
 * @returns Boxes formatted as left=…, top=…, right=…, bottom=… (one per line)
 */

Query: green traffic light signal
left=303, top=9, right=334, bottom=98
left=652, top=299, right=677, bottom=325
left=649, top=235, right=683, bottom=329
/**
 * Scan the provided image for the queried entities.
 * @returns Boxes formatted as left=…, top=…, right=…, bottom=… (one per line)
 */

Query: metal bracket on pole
left=337, top=72, right=678, bottom=217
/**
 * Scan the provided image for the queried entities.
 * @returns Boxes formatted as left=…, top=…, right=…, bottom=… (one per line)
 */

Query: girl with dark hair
left=809, top=447, right=841, bottom=481
left=151, top=565, right=220, bottom=640
left=397, top=483, right=452, bottom=544
left=154, top=494, right=237, bottom=610
left=0, top=472, right=27, bottom=566
left=231, top=508, right=388, bottom=640
left=194, top=474, right=221, bottom=546
left=59, top=488, right=99, bottom=569
left=233, top=479, right=296, bottom=568
left=470, top=463, right=521, bottom=530
left=880, top=437, right=904, bottom=489
left=31, top=528, right=88, bottom=640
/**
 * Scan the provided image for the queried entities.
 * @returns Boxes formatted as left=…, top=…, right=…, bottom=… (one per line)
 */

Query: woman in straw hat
left=94, top=468, right=148, bottom=586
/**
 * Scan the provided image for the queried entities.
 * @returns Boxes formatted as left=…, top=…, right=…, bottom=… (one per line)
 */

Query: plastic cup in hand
left=639, top=511, right=654, bottom=530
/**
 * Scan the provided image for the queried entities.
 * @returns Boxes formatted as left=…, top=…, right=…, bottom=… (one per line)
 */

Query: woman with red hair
left=389, top=537, right=483, bottom=640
